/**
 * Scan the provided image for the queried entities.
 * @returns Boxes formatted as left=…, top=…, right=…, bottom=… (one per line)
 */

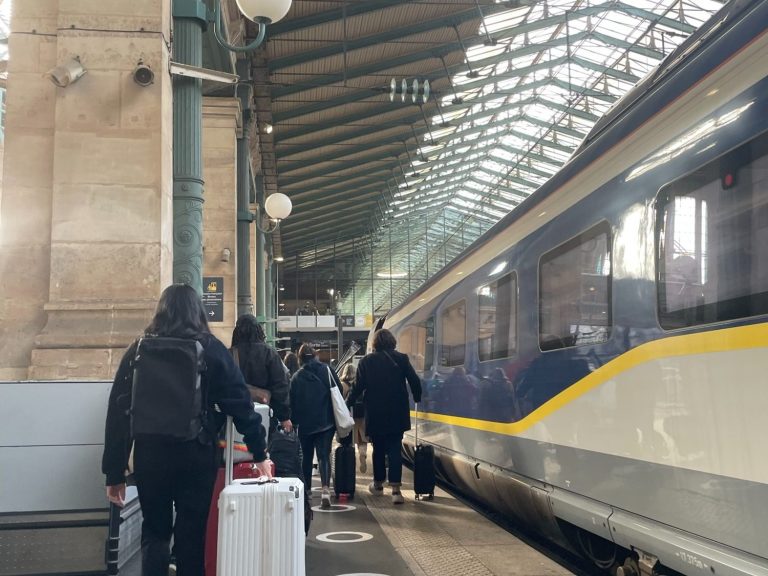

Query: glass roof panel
left=342, top=0, right=726, bottom=317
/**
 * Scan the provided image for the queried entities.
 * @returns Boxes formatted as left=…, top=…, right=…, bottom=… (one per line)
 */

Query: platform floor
left=305, top=463, right=572, bottom=576
left=120, top=463, right=574, bottom=576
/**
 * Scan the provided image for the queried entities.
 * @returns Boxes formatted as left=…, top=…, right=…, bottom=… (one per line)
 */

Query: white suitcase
left=217, top=417, right=306, bottom=576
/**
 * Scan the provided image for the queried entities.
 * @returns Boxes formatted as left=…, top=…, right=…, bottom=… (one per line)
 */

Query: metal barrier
left=0, top=380, right=140, bottom=575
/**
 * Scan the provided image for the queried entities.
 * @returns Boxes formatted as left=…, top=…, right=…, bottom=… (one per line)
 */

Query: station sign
left=203, top=276, right=224, bottom=322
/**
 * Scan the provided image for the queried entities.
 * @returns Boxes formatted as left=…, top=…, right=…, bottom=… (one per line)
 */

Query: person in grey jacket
left=347, top=329, right=421, bottom=504
left=289, top=344, right=341, bottom=509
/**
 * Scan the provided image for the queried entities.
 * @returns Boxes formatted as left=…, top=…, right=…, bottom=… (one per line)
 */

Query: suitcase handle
left=225, top=415, right=235, bottom=486
left=414, top=402, right=419, bottom=445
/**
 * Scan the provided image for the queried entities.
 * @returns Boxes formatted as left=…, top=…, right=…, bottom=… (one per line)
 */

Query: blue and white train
left=379, top=1, right=768, bottom=574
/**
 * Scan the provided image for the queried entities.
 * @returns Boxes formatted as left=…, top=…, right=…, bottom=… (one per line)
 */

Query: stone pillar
left=202, top=97, right=240, bottom=344
left=0, top=0, right=174, bottom=380
left=0, top=0, right=58, bottom=380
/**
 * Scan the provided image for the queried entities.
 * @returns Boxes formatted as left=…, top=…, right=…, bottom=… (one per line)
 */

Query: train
left=376, top=1, right=768, bottom=574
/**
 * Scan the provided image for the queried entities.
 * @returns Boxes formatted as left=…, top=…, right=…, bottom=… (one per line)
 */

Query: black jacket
left=102, top=333, right=268, bottom=486
left=289, top=359, right=337, bottom=437
left=234, top=342, right=291, bottom=422
left=348, top=350, right=422, bottom=437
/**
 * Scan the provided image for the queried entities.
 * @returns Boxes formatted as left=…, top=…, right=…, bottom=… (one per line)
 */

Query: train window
left=440, top=300, right=466, bottom=367
left=478, top=272, right=518, bottom=362
left=539, top=223, right=612, bottom=350
left=657, top=134, right=768, bottom=329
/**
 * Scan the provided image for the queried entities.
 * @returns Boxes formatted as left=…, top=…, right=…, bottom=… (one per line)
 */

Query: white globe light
left=264, top=193, right=292, bottom=220
left=235, top=0, right=292, bottom=24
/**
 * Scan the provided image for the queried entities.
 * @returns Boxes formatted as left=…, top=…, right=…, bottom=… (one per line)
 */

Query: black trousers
left=299, top=427, right=335, bottom=488
left=370, top=432, right=404, bottom=485
left=133, top=438, right=217, bottom=576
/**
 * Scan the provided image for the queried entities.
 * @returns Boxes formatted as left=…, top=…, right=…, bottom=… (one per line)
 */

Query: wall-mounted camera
left=46, top=57, right=87, bottom=88
left=133, top=61, right=155, bottom=87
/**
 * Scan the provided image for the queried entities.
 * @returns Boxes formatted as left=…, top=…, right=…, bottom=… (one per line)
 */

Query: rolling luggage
left=217, top=417, right=306, bottom=576
left=269, top=428, right=312, bottom=535
left=413, top=403, right=435, bottom=500
left=204, top=461, right=263, bottom=576
left=333, top=441, right=356, bottom=498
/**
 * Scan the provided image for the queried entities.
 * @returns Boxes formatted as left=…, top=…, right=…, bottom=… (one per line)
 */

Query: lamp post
left=172, top=0, right=291, bottom=293
left=254, top=192, right=292, bottom=329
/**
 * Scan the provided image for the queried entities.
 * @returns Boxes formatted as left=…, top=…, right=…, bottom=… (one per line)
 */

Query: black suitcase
left=413, top=443, right=435, bottom=500
left=333, top=443, right=356, bottom=498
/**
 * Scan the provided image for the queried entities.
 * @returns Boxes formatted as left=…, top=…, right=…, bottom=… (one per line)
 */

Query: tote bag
left=326, top=366, right=354, bottom=438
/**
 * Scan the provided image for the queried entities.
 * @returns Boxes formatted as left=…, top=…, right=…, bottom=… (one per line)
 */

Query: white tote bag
left=327, top=366, right=354, bottom=438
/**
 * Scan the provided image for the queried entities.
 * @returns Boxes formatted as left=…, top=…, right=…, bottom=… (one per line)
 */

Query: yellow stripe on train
left=410, top=322, right=768, bottom=436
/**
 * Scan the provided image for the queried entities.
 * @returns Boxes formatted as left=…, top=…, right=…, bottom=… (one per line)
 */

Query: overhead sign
left=203, top=276, right=224, bottom=322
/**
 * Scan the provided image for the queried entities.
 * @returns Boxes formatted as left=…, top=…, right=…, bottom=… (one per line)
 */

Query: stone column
left=202, top=97, right=240, bottom=344
left=0, top=0, right=174, bottom=380
left=0, top=0, right=58, bottom=380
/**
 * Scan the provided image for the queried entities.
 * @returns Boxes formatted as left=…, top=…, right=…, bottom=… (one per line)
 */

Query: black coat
left=289, top=359, right=337, bottom=437
left=348, top=350, right=422, bottom=437
left=233, top=342, right=291, bottom=422
left=102, top=333, right=267, bottom=486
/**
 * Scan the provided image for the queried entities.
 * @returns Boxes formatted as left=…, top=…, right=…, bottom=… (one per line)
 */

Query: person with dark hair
left=231, top=314, right=292, bottom=433
left=289, top=343, right=340, bottom=509
left=347, top=328, right=421, bottom=504
left=283, top=351, right=300, bottom=377
left=102, top=284, right=271, bottom=576
left=339, top=362, right=368, bottom=473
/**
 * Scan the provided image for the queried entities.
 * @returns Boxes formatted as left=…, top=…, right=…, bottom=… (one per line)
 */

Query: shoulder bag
left=232, top=347, right=272, bottom=405
left=326, top=366, right=354, bottom=438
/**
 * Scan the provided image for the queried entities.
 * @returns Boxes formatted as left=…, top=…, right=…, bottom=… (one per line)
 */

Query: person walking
left=283, top=351, right=300, bottom=378
left=339, top=363, right=369, bottom=473
left=289, top=344, right=340, bottom=509
left=231, top=314, right=292, bottom=433
left=102, top=284, right=271, bottom=576
left=347, top=329, right=421, bottom=504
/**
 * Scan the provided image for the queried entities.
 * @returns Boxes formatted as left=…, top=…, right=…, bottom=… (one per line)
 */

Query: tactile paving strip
left=363, top=488, right=495, bottom=576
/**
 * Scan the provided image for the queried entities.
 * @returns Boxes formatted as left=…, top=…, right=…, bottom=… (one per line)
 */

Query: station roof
left=248, top=0, right=726, bottom=314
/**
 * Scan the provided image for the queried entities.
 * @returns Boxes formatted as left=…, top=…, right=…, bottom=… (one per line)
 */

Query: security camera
left=133, top=61, right=154, bottom=87
left=46, top=57, right=86, bottom=88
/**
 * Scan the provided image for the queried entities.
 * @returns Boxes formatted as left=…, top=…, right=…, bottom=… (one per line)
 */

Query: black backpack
left=130, top=337, right=206, bottom=441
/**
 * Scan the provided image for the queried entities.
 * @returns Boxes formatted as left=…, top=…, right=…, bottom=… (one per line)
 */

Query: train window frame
left=538, top=221, right=613, bottom=351
left=439, top=299, right=467, bottom=368
left=655, top=131, right=768, bottom=330
left=477, top=271, right=518, bottom=363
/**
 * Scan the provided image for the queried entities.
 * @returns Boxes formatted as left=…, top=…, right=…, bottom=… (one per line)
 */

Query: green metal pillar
left=266, top=243, right=274, bottom=340
left=255, top=177, right=266, bottom=323
left=236, top=61, right=253, bottom=317
left=172, top=0, right=207, bottom=293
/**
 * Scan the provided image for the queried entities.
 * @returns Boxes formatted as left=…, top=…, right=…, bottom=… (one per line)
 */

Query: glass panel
left=657, top=134, right=768, bottom=329
left=478, top=272, right=518, bottom=362
left=440, top=300, right=466, bottom=366
left=540, top=225, right=612, bottom=349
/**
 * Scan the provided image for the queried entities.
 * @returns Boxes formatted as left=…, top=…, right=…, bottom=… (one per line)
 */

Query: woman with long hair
left=347, top=329, right=421, bottom=504
left=102, top=284, right=271, bottom=576
left=283, top=351, right=300, bottom=377
left=339, top=363, right=368, bottom=473
left=289, top=344, right=340, bottom=509
left=231, top=314, right=292, bottom=433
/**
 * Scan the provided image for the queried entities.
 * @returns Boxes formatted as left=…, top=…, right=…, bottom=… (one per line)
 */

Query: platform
left=117, top=464, right=573, bottom=576
left=304, top=465, right=573, bottom=576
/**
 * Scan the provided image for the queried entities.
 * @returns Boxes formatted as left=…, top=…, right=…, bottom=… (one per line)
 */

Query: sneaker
left=368, top=481, right=384, bottom=494
left=392, top=491, right=404, bottom=505
left=321, top=489, right=331, bottom=509
left=168, top=563, right=177, bottom=576
left=359, top=455, right=367, bottom=474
